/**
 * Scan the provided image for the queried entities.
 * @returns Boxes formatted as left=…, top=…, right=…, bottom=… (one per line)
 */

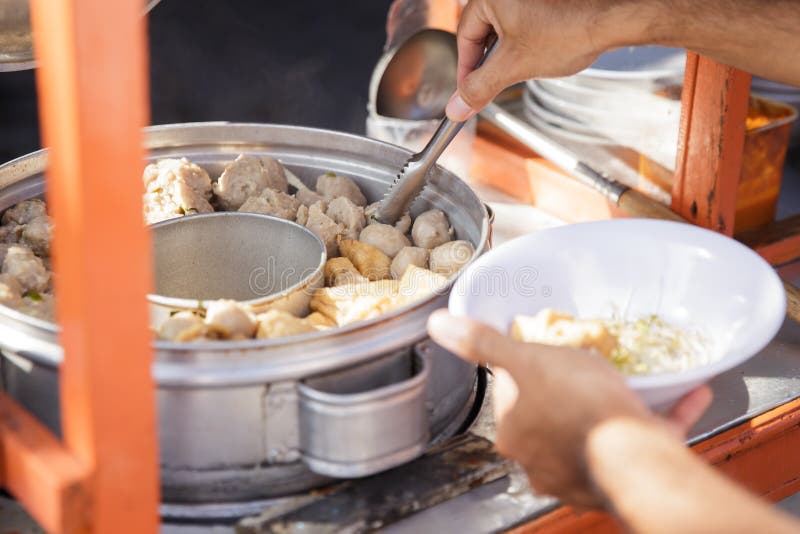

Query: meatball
left=391, top=246, right=429, bottom=279
left=2, top=199, right=46, bottom=226
left=213, top=155, right=289, bottom=210
left=315, top=173, right=367, bottom=206
left=238, top=188, right=301, bottom=221
left=158, top=311, right=206, bottom=342
left=326, top=197, right=365, bottom=241
left=296, top=187, right=324, bottom=207
left=365, top=202, right=412, bottom=234
left=359, top=224, right=410, bottom=258
left=303, top=201, right=344, bottom=257
left=17, top=292, right=55, bottom=322
left=0, top=223, right=23, bottom=244
left=143, top=158, right=214, bottom=224
left=295, top=204, right=309, bottom=226
left=0, top=273, right=23, bottom=308
left=256, top=310, right=315, bottom=339
left=2, top=245, right=49, bottom=293
left=411, top=209, right=453, bottom=249
left=204, top=300, right=257, bottom=339
left=21, top=215, right=52, bottom=257
left=0, top=244, right=13, bottom=265
left=429, top=240, right=475, bottom=277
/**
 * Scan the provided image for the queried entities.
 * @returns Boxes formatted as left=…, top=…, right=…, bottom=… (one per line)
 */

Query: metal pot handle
left=297, top=353, right=430, bottom=478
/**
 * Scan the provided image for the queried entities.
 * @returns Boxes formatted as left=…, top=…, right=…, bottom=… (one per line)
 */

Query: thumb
left=445, top=45, right=515, bottom=121
left=427, top=309, right=522, bottom=371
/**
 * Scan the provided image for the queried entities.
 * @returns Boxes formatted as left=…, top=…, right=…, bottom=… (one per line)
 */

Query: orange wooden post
left=28, top=0, right=160, bottom=532
left=672, top=53, right=751, bottom=236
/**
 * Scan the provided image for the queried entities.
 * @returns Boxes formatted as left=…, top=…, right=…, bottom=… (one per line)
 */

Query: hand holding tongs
left=376, top=38, right=498, bottom=224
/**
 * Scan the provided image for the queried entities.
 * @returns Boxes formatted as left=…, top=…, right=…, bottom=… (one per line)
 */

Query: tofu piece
left=310, top=280, right=400, bottom=325
left=396, top=265, right=448, bottom=305
left=303, top=311, right=336, bottom=330
left=510, top=309, right=618, bottom=359
left=324, top=257, right=367, bottom=286
left=339, top=239, right=392, bottom=281
left=256, top=309, right=315, bottom=339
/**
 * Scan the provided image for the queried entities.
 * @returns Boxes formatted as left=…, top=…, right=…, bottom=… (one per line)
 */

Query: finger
left=446, top=42, right=516, bottom=121
left=456, top=0, right=493, bottom=84
left=427, top=309, right=523, bottom=372
left=664, top=385, right=713, bottom=437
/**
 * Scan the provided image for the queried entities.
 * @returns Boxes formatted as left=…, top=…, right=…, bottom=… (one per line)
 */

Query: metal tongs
left=377, top=39, right=498, bottom=224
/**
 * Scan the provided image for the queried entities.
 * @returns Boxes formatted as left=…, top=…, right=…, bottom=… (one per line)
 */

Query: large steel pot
left=0, top=123, right=490, bottom=504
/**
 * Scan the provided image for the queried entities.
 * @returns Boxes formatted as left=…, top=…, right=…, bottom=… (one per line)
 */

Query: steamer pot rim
left=0, top=122, right=490, bottom=380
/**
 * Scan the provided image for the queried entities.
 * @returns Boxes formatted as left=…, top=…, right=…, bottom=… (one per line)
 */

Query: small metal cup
left=148, top=212, right=326, bottom=326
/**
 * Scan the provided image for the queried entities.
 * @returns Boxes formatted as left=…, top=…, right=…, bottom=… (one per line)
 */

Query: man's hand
left=446, top=0, right=800, bottom=121
left=445, top=0, right=661, bottom=121
left=427, top=310, right=711, bottom=507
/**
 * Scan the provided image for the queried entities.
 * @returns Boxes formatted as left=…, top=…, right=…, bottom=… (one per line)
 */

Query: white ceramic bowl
left=448, top=220, right=786, bottom=409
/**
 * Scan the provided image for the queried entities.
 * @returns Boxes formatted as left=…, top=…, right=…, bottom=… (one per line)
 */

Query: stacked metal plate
left=524, top=46, right=800, bottom=162
left=523, top=46, right=686, bottom=171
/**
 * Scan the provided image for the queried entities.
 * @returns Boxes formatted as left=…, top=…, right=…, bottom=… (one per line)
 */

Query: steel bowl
left=0, top=0, right=161, bottom=71
left=0, top=122, right=490, bottom=505
left=149, top=212, right=326, bottom=325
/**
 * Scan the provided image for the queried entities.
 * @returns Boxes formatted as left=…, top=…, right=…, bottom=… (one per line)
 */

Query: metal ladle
left=373, top=29, right=683, bottom=222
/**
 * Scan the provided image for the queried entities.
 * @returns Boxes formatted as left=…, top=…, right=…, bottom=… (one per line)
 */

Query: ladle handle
left=417, top=38, right=500, bottom=165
